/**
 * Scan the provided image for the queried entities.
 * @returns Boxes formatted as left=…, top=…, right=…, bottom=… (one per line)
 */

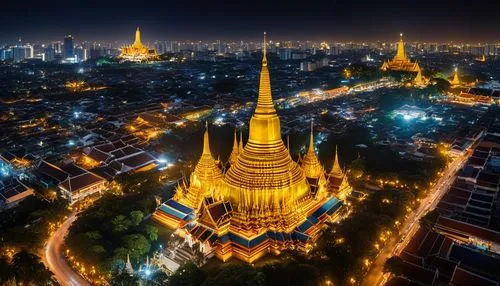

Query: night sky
left=2, top=0, right=500, bottom=43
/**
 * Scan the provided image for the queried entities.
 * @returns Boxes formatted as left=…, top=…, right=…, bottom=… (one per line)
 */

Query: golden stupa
left=450, top=67, right=461, bottom=86
left=381, top=33, right=420, bottom=72
left=119, top=27, right=159, bottom=62
left=153, top=33, right=345, bottom=263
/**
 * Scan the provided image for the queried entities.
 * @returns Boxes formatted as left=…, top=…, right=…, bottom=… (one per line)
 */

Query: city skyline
left=2, top=0, right=500, bottom=43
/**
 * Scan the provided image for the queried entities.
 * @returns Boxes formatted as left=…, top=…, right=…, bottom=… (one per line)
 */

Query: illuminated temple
left=119, top=27, right=159, bottom=62
left=381, top=33, right=420, bottom=72
left=153, top=33, right=346, bottom=263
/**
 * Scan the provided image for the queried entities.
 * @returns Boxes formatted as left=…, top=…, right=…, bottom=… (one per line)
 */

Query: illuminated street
left=43, top=213, right=91, bottom=286
left=362, top=152, right=470, bottom=286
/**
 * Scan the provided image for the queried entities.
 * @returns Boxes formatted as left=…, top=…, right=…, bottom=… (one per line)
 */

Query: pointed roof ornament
left=134, top=27, right=142, bottom=47
left=330, top=145, right=343, bottom=178
left=239, top=130, right=244, bottom=152
left=254, top=31, right=276, bottom=116
left=202, top=121, right=211, bottom=155
left=308, top=119, right=315, bottom=153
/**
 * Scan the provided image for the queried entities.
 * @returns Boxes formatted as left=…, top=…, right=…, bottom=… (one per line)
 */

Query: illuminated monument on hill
left=119, top=27, right=159, bottom=62
left=381, top=33, right=420, bottom=72
left=153, top=33, right=348, bottom=263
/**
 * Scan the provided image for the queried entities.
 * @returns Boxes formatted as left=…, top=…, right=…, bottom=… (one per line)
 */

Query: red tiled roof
left=436, top=216, right=500, bottom=244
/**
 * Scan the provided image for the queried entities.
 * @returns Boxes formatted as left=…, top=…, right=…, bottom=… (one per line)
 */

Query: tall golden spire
left=330, top=145, right=343, bottom=178
left=229, top=129, right=239, bottom=165
left=202, top=121, right=211, bottom=155
left=254, top=32, right=277, bottom=117
left=238, top=131, right=244, bottom=152
left=133, top=27, right=143, bottom=47
left=223, top=32, right=309, bottom=221
left=308, top=120, right=315, bottom=153
left=395, top=33, right=407, bottom=61
left=451, top=67, right=460, bottom=86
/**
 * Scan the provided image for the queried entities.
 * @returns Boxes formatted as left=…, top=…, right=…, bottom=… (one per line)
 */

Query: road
left=43, top=213, right=91, bottom=286
left=362, top=153, right=469, bottom=286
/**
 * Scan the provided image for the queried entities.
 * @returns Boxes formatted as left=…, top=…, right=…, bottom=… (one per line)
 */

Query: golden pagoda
left=450, top=67, right=461, bottom=86
left=381, top=33, right=420, bottom=72
left=328, top=146, right=352, bottom=200
left=301, top=121, right=328, bottom=197
left=119, top=27, right=159, bottom=62
left=153, top=33, right=344, bottom=263
left=413, top=68, right=425, bottom=86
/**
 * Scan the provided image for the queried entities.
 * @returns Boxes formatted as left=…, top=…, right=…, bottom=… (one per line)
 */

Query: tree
left=122, top=234, right=151, bottom=259
left=0, top=257, right=13, bottom=284
left=111, top=270, right=140, bottom=286
left=11, top=251, right=55, bottom=285
left=384, top=256, right=405, bottom=276
left=169, top=262, right=204, bottom=286
left=112, top=215, right=131, bottom=232
left=143, top=225, right=159, bottom=241
left=202, top=264, right=266, bottom=286
left=129, top=210, right=144, bottom=226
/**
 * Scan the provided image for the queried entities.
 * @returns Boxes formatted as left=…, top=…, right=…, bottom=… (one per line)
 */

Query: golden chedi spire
left=450, top=67, right=460, bottom=86
left=229, top=129, right=239, bottom=165
left=301, top=121, right=324, bottom=179
left=222, top=32, right=309, bottom=226
left=181, top=122, right=223, bottom=209
left=337, top=171, right=353, bottom=200
left=238, top=130, right=244, bottom=152
left=133, top=27, right=143, bottom=47
left=414, top=68, right=424, bottom=85
left=394, top=33, right=407, bottom=61
left=329, top=145, right=343, bottom=178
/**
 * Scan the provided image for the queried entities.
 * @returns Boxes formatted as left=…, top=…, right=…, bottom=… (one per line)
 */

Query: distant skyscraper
left=44, top=46, right=55, bottom=62
left=13, top=46, right=26, bottom=62
left=64, top=35, right=74, bottom=59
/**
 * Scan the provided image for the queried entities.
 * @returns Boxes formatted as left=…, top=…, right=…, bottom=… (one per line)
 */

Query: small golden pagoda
left=119, top=27, right=159, bottom=62
left=413, top=68, right=426, bottom=86
left=328, top=146, right=352, bottom=200
left=228, top=129, right=239, bottom=166
left=381, top=33, right=420, bottom=72
left=153, top=33, right=345, bottom=264
left=450, top=67, right=461, bottom=86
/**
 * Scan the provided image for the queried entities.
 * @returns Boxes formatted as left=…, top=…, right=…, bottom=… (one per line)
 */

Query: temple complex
left=381, top=33, right=420, bottom=72
left=153, top=33, right=345, bottom=263
left=119, top=27, right=159, bottom=62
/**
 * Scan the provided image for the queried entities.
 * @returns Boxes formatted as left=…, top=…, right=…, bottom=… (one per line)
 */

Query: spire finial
left=202, top=121, right=211, bottom=155
left=263, top=31, right=267, bottom=66
left=308, top=119, right=315, bottom=153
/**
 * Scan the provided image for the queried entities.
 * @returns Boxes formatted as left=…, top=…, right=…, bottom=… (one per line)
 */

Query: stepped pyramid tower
left=119, top=27, right=159, bottom=62
left=381, top=33, right=420, bottom=72
left=153, top=33, right=344, bottom=263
